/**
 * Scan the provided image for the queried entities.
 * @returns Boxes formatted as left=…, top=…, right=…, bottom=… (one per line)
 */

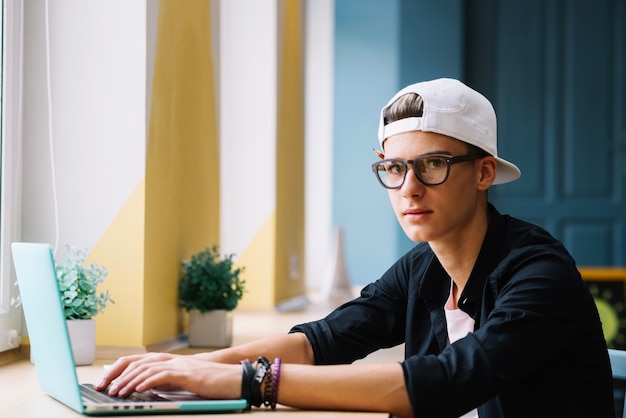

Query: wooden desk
left=1, top=357, right=386, bottom=417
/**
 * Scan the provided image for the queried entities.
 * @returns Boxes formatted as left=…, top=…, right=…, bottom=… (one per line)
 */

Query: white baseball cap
left=377, top=78, right=521, bottom=185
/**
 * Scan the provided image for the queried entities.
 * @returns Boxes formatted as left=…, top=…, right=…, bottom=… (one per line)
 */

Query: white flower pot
left=188, top=309, right=233, bottom=348
left=66, top=319, right=96, bottom=366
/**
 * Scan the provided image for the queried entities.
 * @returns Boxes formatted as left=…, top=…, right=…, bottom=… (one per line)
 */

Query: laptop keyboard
left=80, top=383, right=169, bottom=403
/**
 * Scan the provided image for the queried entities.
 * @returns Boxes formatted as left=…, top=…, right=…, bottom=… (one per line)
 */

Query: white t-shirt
left=445, top=284, right=478, bottom=418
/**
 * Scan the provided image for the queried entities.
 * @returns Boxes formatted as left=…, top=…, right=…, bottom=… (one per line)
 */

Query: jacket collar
left=419, top=204, right=507, bottom=319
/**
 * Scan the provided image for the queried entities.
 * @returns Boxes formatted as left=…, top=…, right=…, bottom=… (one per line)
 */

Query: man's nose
left=400, top=164, right=426, bottom=195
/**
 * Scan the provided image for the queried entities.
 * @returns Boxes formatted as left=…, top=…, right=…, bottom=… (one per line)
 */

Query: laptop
left=11, top=242, right=248, bottom=415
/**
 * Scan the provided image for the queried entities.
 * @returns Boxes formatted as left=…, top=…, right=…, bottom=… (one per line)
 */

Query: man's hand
left=95, top=352, right=242, bottom=400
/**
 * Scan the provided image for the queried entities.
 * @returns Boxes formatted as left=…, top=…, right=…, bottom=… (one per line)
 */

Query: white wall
left=21, top=0, right=147, bottom=255
left=1, top=0, right=26, bottom=352
left=304, top=0, right=334, bottom=289
left=19, top=0, right=335, bottom=291
left=219, top=0, right=277, bottom=257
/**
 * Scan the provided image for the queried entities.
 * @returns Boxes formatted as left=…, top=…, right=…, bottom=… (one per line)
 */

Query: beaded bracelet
left=271, top=357, right=282, bottom=409
left=252, top=357, right=269, bottom=407
left=257, top=356, right=273, bottom=407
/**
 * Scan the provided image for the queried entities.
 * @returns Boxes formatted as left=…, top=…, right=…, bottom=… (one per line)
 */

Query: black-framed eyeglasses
left=371, top=154, right=479, bottom=188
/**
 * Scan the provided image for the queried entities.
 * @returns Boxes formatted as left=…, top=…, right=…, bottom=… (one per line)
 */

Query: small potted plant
left=56, top=245, right=114, bottom=365
left=179, top=245, right=245, bottom=347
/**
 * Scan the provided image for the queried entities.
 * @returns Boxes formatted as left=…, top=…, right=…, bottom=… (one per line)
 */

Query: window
left=0, top=0, right=23, bottom=353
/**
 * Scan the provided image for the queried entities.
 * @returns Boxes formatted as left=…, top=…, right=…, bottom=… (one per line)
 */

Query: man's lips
left=402, top=208, right=432, bottom=222
left=403, top=208, right=431, bottom=216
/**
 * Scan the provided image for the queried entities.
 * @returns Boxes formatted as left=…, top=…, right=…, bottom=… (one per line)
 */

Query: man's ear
left=477, top=156, right=497, bottom=190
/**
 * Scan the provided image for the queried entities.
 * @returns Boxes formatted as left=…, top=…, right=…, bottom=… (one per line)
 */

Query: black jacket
left=292, top=204, right=614, bottom=417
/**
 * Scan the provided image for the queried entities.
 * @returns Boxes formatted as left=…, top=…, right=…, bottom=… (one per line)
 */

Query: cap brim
left=494, top=157, right=521, bottom=185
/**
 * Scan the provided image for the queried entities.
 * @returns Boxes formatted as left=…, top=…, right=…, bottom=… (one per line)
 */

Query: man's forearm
left=278, top=362, right=412, bottom=417
left=192, top=333, right=315, bottom=365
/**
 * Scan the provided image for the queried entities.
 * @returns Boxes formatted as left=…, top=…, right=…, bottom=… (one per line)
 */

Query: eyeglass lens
left=374, top=155, right=452, bottom=188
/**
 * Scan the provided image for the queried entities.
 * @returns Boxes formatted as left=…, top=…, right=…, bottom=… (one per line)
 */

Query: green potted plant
left=179, top=245, right=245, bottom=347
left=56, top=245, right=114, bottom=365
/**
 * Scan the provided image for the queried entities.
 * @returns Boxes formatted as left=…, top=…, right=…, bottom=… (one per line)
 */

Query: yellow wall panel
left=90, top=180, right=146, bottom=347
left=143, top=0, right=219, bottom=345
left=275, top=0, right=306, bottom=304
left=238, top=213, right=277, bottom=309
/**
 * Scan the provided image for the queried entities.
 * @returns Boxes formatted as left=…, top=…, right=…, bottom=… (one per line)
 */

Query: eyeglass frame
left=370, top=153, right=481, bottom=189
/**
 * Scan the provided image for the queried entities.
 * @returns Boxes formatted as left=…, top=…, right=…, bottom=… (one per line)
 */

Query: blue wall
left=333, top=0, right=464, bottom=285
left=333, top=0, right=400, bottom=285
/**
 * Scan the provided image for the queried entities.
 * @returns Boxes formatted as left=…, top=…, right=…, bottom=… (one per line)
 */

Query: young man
left=97, top=78, right=614, bottom=417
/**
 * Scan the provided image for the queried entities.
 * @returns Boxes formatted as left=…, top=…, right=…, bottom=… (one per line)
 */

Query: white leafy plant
left=12, top=245, right=114, bottom=320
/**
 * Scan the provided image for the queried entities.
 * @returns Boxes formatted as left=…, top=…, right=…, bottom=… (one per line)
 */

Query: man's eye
left=424, top=157, right=446, bottom=169
left=386, top=162, right=405, bottom=174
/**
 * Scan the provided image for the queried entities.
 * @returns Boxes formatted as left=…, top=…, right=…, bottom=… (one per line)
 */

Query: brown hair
left=383, top=93, right=490, bottom=157
left=383, top=93, right=423, bottom=124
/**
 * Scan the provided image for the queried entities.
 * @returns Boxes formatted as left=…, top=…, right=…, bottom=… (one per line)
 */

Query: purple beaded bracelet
left=271, top=357, right=282, bottom=409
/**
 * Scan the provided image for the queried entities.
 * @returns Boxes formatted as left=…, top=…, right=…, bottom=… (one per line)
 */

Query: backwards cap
left=377, top=78, right=520, bottom=185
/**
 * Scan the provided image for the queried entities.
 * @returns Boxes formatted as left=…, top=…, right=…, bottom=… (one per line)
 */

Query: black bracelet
left=257, top=356, right=273, bottom=407
left=240, top=359, right=255, bottom=409
left=249, top=357, right=269, bottom=407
